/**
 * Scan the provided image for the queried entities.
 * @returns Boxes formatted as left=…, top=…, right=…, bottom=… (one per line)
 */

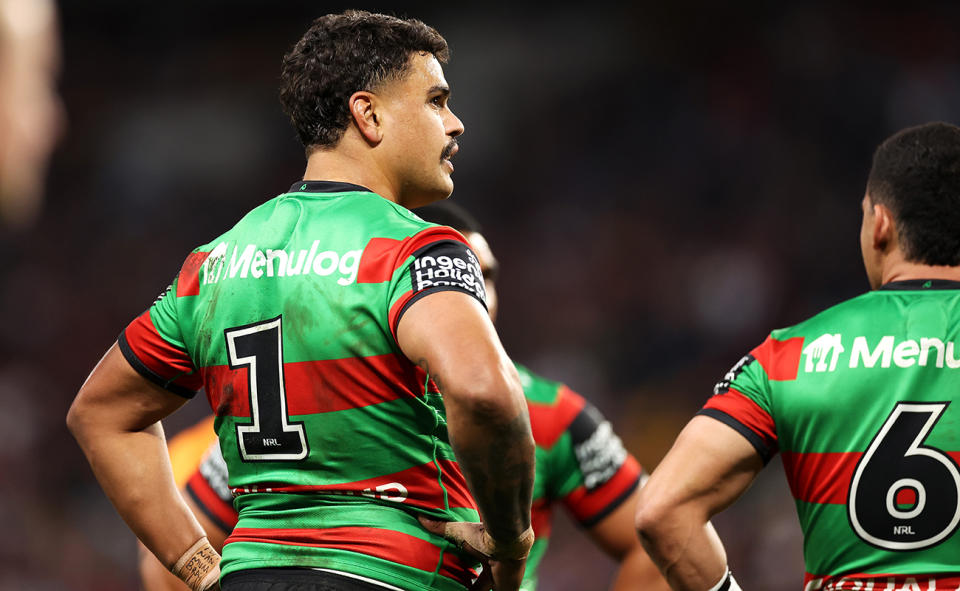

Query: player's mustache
left=441, top=139, right=458, bottom=161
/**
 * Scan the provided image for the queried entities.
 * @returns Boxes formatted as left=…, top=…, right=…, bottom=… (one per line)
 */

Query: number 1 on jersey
left=225, top=316, right=308, bottom=461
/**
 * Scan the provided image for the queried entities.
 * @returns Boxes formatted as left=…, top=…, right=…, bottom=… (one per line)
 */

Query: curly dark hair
left=279, top=10, right=449, bottom=152
left=867, top=122, right=960, bottom=266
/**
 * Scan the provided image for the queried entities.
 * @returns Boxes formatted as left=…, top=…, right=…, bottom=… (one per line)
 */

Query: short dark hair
left=867, top=122, right=960, bottom=266
left=414, top=200, right=482, bottom=233
left=279, top=10, right=449, bottom=152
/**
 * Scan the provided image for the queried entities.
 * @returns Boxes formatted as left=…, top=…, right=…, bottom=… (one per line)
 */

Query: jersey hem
left=117, top=332, right=196, bottom=399
left=697, top=408, right=774, bottom=464
left=392, top=285, right=488, bottom=339
left=578, top=475, right=640, bottom=528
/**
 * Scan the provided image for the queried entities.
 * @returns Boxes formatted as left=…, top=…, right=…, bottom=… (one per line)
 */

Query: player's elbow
left=66, top=389, right=97, bottom=446
left=634, top=489, right=678, bottom=547
left=448, top=363, right=526, bottom=424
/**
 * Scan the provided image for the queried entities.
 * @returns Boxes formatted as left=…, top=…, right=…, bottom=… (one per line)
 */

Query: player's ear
left=871, top=201, right=896, bottom=252
left=349, top=91, right=383, bottom=145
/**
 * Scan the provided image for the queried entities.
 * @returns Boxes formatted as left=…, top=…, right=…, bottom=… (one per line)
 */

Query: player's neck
left=880, top=254, right=960, bottom=286
left=302, top=141, right=400, bottom=204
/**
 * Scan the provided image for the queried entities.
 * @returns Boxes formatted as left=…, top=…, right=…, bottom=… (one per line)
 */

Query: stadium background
left=5, top=1, right=960, bottom=588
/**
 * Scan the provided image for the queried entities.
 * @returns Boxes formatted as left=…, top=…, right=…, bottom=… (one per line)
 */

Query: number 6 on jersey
left=848, top=402, right=960, bottom=550
left=225, top=316, right=308, bottom=461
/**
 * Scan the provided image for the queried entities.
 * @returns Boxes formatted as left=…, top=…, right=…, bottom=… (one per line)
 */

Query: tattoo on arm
left=415, top=357, right=534, bottom=540
left=450, top=410, right=534, bottom=541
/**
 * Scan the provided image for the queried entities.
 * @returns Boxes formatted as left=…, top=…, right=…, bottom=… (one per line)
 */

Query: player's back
left=125, top=181, right=484, bottom=590
left=706, top=280, right=960, bottom=589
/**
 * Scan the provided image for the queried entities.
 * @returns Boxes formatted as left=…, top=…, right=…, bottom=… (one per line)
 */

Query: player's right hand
left=419, top=516, right=533, bottom=591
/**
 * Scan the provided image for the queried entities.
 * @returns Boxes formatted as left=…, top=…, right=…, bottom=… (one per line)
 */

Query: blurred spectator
left=0, top=0, right=63, bottom=228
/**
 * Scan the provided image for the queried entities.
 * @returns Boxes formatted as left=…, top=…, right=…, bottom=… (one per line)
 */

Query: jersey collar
left=879, top=279, right=960, bottom=291
left=289, top=180, right=374, bottom=194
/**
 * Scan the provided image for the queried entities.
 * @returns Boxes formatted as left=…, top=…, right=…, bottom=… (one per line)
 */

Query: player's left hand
left=418, top=516, right=532, bottom=591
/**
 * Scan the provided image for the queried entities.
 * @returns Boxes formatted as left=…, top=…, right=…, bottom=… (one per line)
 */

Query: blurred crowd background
left=3, top=1, right=960, bottom=588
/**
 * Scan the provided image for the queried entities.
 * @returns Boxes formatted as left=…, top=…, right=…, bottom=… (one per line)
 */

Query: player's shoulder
left=736, top=290, right=884, bottom=385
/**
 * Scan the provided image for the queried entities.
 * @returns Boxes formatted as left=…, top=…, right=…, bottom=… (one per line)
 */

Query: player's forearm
left=635, top=505, right=727, bottom=591
left=610, top=545, right=673, bottom=591
left=69, top=413, right=206, bottom=567
left=445, top=368, right=535, bottom=542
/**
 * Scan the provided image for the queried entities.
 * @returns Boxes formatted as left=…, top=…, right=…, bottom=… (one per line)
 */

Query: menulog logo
left=802, top=333, right=960, bottom=372
left=200, top=241, right=363, bottom=286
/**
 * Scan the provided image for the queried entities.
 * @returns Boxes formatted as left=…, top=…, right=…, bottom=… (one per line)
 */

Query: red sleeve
left=548, top=388, right=642, bottom=527
left=563, top=455, right=642, bottom=527
left=699, top=388, right=778, bottom=463
left=385, top=226, right=488, bottom=342
left=119, top=311, right=202, bottom=397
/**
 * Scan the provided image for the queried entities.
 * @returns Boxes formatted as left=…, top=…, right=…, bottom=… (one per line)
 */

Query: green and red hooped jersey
left=171, top=362, right=641, bottom=591
left=517, top=363, right=642, bottom=590
left=700, top=280, right=960, bottom=590
left=120, top=181, right=492, bottom=591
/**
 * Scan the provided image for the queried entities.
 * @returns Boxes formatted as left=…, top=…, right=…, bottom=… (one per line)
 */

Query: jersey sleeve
left=385, top=225, right=487, bottom=342
left=184, top=437, right=238, bottom=534
left=536, top=387, right=642, bottom=528
left=118, top=252, right=205, bottom=398
left=698, top=334, right=803, bottom=463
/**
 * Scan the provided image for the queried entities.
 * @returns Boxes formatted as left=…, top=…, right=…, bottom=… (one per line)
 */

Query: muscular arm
left=397, top=290, right=534, bottom=543
left=634, top=416, right=763, bottom=590
left=66, top=343, right=213, bottom=575
left=584, top=487, right=671, bottom=591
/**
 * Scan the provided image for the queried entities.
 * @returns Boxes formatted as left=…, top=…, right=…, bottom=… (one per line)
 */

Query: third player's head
left=415, top=200, right=500, bottom=322
left=279, top=11, right=463, bottom=209
left=862, top=122, right=960, bottom=288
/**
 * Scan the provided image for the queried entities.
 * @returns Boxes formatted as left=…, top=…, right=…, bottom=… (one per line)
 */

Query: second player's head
left=862, top=122, right=960, bottom=288
left=279, top=11, right=463, bottom=208
left=415, top=200, right=500, bottom=322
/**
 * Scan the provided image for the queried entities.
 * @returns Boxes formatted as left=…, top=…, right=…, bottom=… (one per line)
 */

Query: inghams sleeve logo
left=409, top=240, right=487, bottom=305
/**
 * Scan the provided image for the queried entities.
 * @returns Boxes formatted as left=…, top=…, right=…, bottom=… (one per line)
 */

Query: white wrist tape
left=171, top=537, right=221, bottom=591
left=707, top=570, right=742, bottom=591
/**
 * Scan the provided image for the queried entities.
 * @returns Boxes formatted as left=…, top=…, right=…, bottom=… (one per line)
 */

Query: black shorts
left=220, top=568, right=392, bottom=591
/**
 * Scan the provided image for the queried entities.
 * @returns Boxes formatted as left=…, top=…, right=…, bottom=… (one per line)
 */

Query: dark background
left=5, top=1, right=960, bottom=588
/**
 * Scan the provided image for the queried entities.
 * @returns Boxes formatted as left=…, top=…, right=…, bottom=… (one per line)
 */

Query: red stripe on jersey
left=781, top=450, right=860, bottom=505
left=357, top=237, right=405, bottom=284
left=224, top=526, right=477, bottom=585
left=124, top=312, right=202, bottom=390
left=563, top=455, right=641, bottom=524
left=186, top=470, right=238, bottom=529
left=231, top=459, right=477, bottom=512
left=702, top=389, right=777, bottom=447
left=177, top=251, right=210, bottom=297
left=531, top=498, right=552, bottom=539
left=204, top=353, right=422, bottom=417
left=358, top=227, right=472, bottom=286
left=751, top=335, right=804, bottom=381
left=803, top=571, right=957, bottom=589
left=527, top=386, right=585, bottom=448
